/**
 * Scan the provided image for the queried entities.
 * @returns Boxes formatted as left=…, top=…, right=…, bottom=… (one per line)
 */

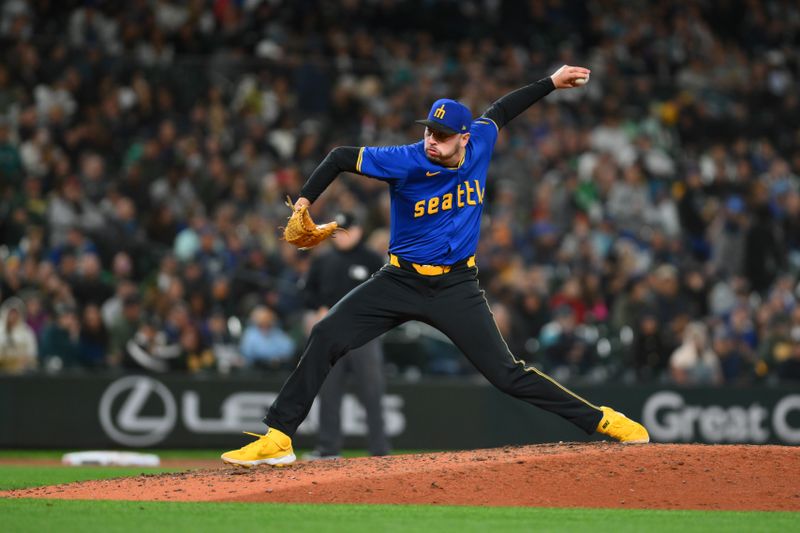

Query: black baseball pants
left=264, top=262, right=604, bottom=436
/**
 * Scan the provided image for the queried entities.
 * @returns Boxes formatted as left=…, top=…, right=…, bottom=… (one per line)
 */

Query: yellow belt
left=389, top=253, right=476, bottom=276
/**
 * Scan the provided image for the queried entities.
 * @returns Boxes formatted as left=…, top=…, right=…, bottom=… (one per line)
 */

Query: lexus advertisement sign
left=1, top=374, right=798, bottom=448
left=97, top=375, right=406, bottom=447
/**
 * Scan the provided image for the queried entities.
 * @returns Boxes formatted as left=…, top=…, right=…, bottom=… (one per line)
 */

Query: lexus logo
left=99, top=376, right=177, bottom=446
left=97, top=376, right=406, bottom=447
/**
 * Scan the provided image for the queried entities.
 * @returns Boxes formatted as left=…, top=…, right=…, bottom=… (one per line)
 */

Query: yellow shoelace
left=236, top=431, right=270, bottom=452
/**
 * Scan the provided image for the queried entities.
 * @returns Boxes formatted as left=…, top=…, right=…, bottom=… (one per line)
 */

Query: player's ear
left=460, top=132, right=470, bottom=146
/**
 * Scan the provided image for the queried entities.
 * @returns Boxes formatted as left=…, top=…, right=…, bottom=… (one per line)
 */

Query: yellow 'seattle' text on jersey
left=356, top=118, right=499, bottom=265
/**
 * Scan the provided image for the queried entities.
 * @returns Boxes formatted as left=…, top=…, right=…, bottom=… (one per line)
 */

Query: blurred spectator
left=669, top=322, right=722, bottom=386
left=0, top=0, right=799, bottom=384
left=539, top=305, right=594, bottom=378
left=39, top=305, right=83, bottom=370
left=1, top=256, right=30, bottom=298
left=180, top=326, right=215, bottom=374
left=70, top=253, right=113, bottom=307
left=207, top=310, right=242, bottom=373
left=0, top=297, right=37, bottom=373
left=79, top=304, right=108, bottom=368
left=709, top=196, right=747, bottom=277
left=240, top=306, right=295, bottom=369
left=149, top=161, right=197, bottom=220
left=109, top=294, right=142, bottom=365
left=0, top=119, right=23, bottom=190
left=652, top=264, right=690, bottom=351
left=47, top=177, right=106, bottom=248
left=101, top=280, right=137, bottom=329
left=777, top=343, right=800, bottom=383
left=581, top=273, right=608, bottom=323
left=611, top=276, right=651, bottom=331
left=712, top=329, right=753, bottom=385
left=607, top=163, right=652, bottom=232
left=632, top=313, right=667, bottom=382
left=745, top=201, right=785, bottom=293
left=173, top=213, right=207, bottom=261
left=758, top=313, right=793, bottom=378
left=23, top=293, right=47, bottom=338
left=509, top=290, right=550, bottom=359
left=550, top=278, right=586, bottom=324
left=163, top=302, right=193, bottom=343
left=124, top=317, right=182, bottom=373
left=208, top=276, right=236, bottom=317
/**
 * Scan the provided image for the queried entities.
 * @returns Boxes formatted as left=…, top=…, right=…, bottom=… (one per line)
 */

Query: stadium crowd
left=1, top=0, right=800, bottom=385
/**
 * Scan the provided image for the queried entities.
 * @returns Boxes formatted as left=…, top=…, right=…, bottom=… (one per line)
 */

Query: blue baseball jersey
left=356, top=118, right=499, bottom=265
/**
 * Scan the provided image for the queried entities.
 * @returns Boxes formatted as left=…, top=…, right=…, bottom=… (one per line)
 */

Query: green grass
left=0, top=449, right=224, bottom=460
left=1, top=500, right=796, bottom=533
left=0, top=449, right=424, bottom=461
left=1, top=452, right=795, bottom=533
left=0, top=466, right=182, bottom=490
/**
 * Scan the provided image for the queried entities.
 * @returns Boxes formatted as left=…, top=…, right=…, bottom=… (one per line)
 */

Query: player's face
left=423, top=128, right=469, bottom=166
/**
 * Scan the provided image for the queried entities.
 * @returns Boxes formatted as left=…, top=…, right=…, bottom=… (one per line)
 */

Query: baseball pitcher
left=222, top=65, right=649, bottom=467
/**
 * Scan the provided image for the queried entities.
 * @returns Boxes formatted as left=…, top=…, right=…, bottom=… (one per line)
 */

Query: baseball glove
left=282, top=198, right=339, bottom=249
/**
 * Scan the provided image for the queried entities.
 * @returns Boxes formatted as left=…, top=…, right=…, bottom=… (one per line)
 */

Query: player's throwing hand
left=550, top=65, right=591, bottom=88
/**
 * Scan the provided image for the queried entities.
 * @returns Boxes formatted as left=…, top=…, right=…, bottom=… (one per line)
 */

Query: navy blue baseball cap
left=416, top=98, right=472, bottom=136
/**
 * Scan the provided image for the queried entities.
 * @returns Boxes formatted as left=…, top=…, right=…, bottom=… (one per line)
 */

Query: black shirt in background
left=303, top=242, right=385, bottom=309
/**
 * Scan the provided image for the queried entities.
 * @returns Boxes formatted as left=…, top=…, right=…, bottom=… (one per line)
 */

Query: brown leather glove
left=282, top=199, right=339, bottom=249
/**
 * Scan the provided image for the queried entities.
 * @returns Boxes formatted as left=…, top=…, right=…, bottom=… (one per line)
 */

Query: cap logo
left=433, top=104, right=446, bottom=120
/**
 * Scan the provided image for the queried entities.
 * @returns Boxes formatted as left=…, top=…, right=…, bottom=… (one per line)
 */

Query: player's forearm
left=299, top=146, right=360, bottom=203
left=482, top=77, right=556, bottom=129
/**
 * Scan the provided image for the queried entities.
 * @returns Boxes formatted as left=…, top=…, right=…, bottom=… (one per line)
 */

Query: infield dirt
left=4, top=443, right=799, bottom=510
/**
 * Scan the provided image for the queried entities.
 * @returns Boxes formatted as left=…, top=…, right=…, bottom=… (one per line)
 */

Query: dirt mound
left=5, top=443, right=800, bottom=510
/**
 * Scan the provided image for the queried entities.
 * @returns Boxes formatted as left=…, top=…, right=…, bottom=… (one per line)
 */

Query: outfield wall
left=1, top=374, right=798, bottom=448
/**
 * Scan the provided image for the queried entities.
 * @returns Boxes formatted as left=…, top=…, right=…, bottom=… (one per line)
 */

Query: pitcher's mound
left=6, top=443, right=800, bottom=510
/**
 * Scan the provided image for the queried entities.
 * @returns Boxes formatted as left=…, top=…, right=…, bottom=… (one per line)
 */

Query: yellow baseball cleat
left=221, top=428, right=296, bottom=467
left=596, top=406, right=650, bottom=443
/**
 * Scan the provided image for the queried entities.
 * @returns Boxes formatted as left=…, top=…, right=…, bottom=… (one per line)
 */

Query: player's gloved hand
left=282, top=197, right=339, bottom=249
left=550, top=65, right=591, bottom=88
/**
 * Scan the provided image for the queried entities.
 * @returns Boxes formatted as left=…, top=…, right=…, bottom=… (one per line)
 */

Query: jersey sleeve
left=470, top=118, right=499, bottom=151
left=357, top=144, right=416, bottom=181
